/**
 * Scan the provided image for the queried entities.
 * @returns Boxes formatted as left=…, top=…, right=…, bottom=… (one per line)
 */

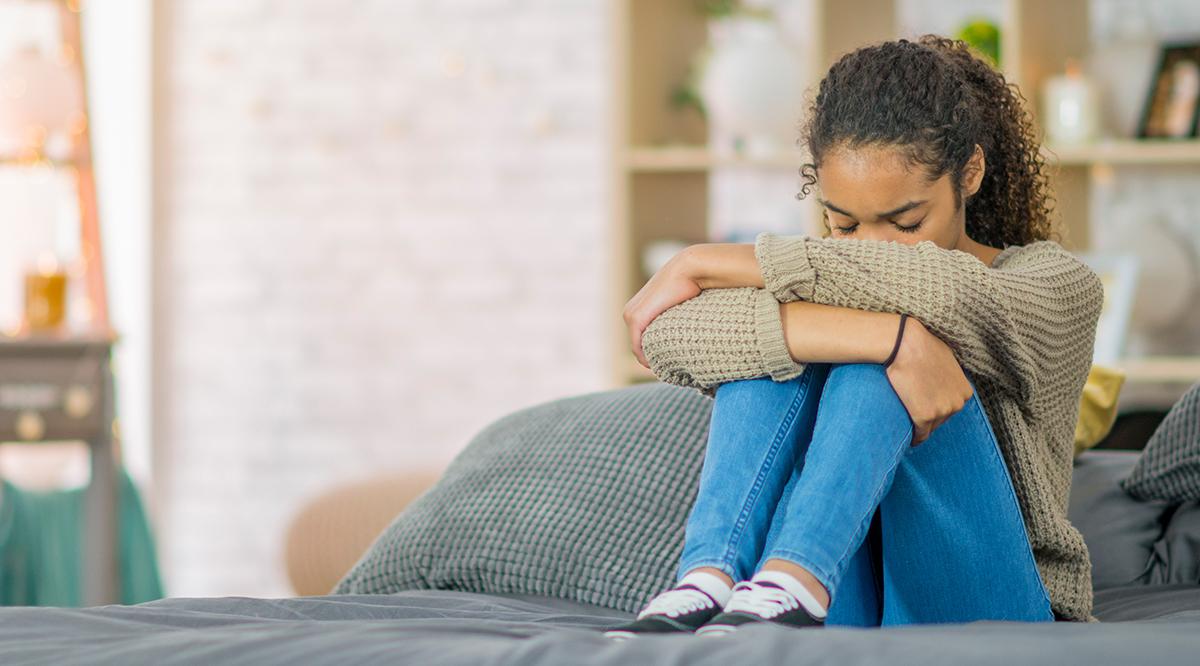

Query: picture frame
left=1137, top=42, right=1200, bottom=139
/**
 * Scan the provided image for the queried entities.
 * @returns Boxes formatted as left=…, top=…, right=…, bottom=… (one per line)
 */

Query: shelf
left=627, top=140, right=1200, bottom=172
left=1118, top=357, right=1200, bottom=385
left=0, top=156, right=80, bottom=168
left=626, top=146, right=803, bottom=172
left=1042, top=140, right=1200, bottom=166
left=0, top=328, right=119, bottom=349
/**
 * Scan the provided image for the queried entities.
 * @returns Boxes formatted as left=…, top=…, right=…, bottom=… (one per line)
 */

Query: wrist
left=889, top=317, right=928, bottom=368
left=882, top=313, right=908, bottom=367
left=673, top=244, right=707, bottom=286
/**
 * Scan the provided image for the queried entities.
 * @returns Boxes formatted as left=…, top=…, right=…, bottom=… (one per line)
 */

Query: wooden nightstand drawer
left=0, top=342, right=108, bottom=442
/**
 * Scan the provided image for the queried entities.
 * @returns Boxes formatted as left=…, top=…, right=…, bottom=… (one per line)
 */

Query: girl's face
left=816, top=143, right=985, bottom=251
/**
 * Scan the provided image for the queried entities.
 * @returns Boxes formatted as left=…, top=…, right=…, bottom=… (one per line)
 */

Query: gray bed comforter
left=2, top=585, right=1199, bottom=665
left=5, top=452, right=1200, bottom=665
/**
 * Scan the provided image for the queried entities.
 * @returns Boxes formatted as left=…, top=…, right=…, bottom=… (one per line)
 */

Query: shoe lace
left=723, top=582, right=798, bottom=619
left=638, top=587, right=714, bottom=619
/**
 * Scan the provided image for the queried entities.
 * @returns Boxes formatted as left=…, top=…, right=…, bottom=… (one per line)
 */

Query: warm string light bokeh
left=0, top=0, right=105, bottom=336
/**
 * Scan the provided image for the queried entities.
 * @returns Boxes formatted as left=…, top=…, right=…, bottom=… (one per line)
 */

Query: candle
left=1042, top=59, right=1100, bottom=144
left=23, top=254, right=68, bottom=332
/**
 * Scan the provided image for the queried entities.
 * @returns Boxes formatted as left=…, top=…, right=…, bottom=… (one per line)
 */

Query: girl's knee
left=717, top=365, right=822, bottom=399
left=821, top=363, right=907, bottom=418
left=716, top=375, right=788, bottom=399
left=826, top=363, right=889, bottom=386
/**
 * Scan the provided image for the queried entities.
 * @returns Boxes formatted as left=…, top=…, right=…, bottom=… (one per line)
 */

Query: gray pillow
left=1069, top=451, right=1170, bottom=588
left=1146, top=499, right=1200, bottom=585
left=1121, top=381, right=1200, bottom=502
left=334, top=382, right=712, bottom=613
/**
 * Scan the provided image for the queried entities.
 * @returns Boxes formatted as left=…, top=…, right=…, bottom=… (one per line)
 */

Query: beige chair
left=284, top=472, right=442, bottom=596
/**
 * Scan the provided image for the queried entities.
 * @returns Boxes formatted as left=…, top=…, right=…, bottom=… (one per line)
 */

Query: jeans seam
left=823, top=426, right=910, bottom=589
left=718, top=371, right=812, bottom=575
left=761, top=364, right=908, bottom=596
left=961, top=394, right=1054, bottom=614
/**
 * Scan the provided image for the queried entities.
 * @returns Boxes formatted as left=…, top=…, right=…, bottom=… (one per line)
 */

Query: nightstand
left=0, top=331, right=119, bottom=606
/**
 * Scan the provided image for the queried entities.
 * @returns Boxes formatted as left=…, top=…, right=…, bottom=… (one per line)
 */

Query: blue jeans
left=676, top=363, right=1054, bottom=626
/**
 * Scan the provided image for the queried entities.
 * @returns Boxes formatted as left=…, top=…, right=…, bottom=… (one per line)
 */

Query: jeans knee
left=716, top=369, right=809, bottom=399
left=822, top=363, right=907, bottom=421
left=826, top=363, right=889, bottom=387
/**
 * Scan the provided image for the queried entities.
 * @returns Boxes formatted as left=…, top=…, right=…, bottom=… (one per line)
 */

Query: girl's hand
left=885, top=317, right=974, bottom=444
left=623, top=247, right=703, bottom=369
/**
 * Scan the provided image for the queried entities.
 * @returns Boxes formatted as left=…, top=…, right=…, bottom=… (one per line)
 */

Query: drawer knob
left=64, top=385, right=94, bottom=419
left=15, top=410, right=45, bottom=441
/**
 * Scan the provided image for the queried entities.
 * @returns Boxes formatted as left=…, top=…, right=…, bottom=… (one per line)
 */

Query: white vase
left=699, top=17, right=806, bottom=160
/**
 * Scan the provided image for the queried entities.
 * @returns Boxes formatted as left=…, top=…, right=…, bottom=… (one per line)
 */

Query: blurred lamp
left=0, top=45, right=83, bottom=159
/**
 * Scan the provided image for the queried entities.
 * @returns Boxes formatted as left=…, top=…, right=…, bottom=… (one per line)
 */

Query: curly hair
left=797, top=34, right=1057, bottom=248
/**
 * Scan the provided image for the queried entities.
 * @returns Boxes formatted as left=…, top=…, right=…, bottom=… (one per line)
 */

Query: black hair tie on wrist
left=883, top=313, right=909, bottom=368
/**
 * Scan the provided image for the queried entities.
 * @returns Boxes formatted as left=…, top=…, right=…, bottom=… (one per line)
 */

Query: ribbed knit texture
left=640, top=232, right=1105, bottom=622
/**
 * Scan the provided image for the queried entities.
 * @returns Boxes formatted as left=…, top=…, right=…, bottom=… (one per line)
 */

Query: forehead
left=818, top=144, right=946, bottom=209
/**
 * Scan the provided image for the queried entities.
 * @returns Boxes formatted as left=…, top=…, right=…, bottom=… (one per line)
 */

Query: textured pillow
left=334, top=382, right=713, bottom=613
left=1121, top=381, right=1200, bottom=502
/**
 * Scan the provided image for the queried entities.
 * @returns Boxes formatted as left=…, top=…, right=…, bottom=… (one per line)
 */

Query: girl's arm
left=642, top=289, right=973, bottom=442
left=680, top=233, right=1105, bottom=402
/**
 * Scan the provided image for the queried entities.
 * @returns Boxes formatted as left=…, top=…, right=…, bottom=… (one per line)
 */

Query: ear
left=963, top=144, right=986, bottom=197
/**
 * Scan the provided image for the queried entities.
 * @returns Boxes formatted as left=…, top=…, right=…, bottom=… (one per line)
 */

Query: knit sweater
left=640, top=232, right=1104, bottom=622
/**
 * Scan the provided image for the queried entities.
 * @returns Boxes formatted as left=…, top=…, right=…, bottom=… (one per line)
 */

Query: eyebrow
left=818, top=198, right=927, bottom=221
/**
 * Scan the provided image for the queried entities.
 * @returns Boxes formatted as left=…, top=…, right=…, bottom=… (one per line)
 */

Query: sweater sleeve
left=753, top=232, right=1105, bottom=402
left=640, top=286, right=807, bottom=399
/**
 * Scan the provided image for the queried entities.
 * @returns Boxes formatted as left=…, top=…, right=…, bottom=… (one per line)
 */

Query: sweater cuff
left=755, top=231, right=817, bottom=302
left=753, top=288, right=806, bottom=382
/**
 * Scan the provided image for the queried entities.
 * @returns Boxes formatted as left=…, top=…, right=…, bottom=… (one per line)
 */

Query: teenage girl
left=606, top=35, right=1102, bottom=638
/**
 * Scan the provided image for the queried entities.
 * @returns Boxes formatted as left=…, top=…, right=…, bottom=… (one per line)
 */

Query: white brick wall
left=156, top=0, right=610, bottom=597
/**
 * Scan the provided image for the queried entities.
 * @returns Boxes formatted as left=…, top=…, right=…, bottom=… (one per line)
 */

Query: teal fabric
left=0, top=468, right=163, bottom=606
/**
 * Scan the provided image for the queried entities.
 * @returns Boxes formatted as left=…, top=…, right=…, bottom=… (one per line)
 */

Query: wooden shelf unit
left=1042, top=140, right=1200, bottom=166
left=609, top=0, right=1200, bottom=391
left=1118, top=357, right=1200, bottom=386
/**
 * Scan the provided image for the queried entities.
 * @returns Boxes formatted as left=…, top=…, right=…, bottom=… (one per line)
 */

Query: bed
left=4, top=378, right=1200, bottom=665
left=1, top=584, right=1198, bottom=666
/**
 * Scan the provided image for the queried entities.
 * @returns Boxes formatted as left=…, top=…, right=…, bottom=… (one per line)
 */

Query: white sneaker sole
left=694, top=623, right=737, bottom=636
left=602, top=630, right=636, bottom=641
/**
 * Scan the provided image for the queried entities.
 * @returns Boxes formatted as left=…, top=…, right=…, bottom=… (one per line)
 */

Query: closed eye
left=894, top=217, right=925, bottom=233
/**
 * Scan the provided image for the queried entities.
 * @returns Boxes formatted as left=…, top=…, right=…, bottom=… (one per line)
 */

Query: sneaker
left=694, top=580, right=824, bottom=636
left=602, top=584, right=724, bottom=640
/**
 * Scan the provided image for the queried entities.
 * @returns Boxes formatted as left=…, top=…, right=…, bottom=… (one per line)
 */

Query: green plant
left=670, top=81, right=706, bottom=118
left=956, top=18, right=1001, bottom=67
left=670, top=49, right=710, bottom=119
left=694, top=0, right=772, bottom=21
